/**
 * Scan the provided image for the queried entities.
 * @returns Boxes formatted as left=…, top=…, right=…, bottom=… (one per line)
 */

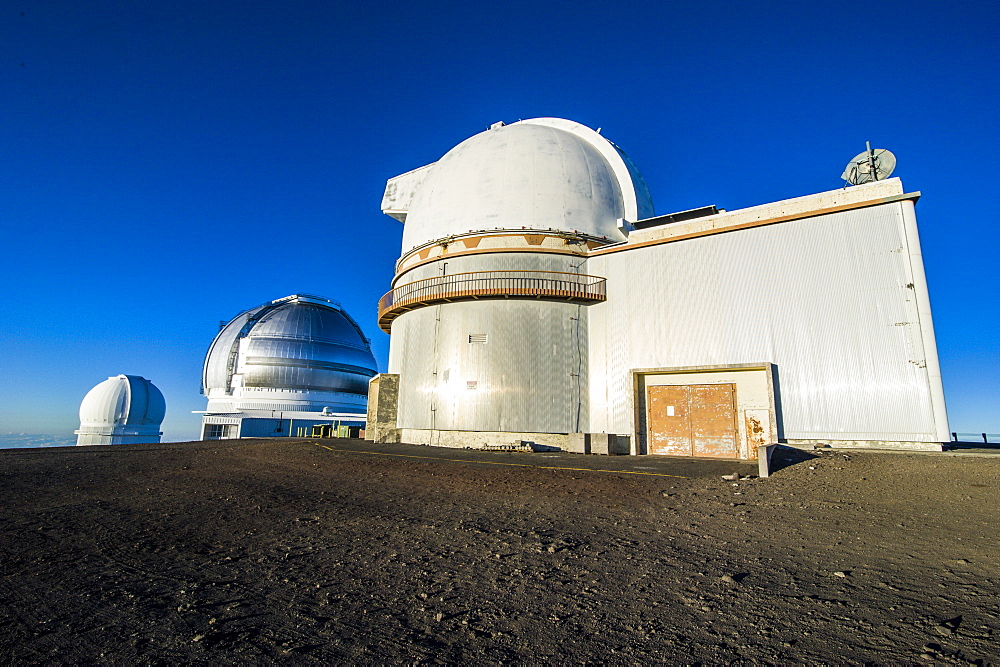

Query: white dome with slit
left=398, top=118, right=654, bottom=252
left=75, top=375, right=165, bottom=446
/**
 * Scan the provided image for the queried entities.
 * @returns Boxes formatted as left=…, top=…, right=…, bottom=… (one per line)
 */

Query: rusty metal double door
left=647, top=383, right=738, bottom=458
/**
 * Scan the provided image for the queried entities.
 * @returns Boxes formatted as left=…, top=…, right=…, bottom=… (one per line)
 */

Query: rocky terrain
left=1, top=438, right=998, bottom=664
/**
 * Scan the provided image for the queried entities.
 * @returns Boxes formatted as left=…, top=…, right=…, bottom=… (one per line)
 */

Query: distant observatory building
left=199, top=294, right=378, bottom=439
left=75, top=375, right=165, bottom=446
left=367, top=118, right=949, bottom=457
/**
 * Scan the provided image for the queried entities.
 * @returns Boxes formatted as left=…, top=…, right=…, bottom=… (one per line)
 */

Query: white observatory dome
left=399, top=118, right=655, bottom=252
left=75, top=375, right=166, bottom=446
left=202, top=294, right=378, bottom=414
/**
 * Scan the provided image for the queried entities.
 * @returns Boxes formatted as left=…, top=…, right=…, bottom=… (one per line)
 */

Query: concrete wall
left=565, top=432, right=631, bottom=455
left=366, top=374, right=401, bottom=443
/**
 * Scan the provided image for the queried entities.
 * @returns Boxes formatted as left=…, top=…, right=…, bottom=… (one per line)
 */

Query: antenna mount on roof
left=842, top=141, right=896, bottom=186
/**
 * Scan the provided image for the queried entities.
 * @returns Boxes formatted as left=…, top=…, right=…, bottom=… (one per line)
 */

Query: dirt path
left=1, top=439, right=998, bottom=663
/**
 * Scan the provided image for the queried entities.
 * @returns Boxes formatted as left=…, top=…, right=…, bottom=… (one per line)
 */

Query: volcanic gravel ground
left=1, top=438, right=998, bottom=664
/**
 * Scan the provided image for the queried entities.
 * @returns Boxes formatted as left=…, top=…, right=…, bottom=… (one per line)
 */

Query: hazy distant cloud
left=0, top=433, right=75, bottom=449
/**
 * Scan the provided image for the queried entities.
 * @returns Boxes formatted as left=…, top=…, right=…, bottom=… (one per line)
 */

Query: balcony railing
left=378, top=270, right=607, bottom=332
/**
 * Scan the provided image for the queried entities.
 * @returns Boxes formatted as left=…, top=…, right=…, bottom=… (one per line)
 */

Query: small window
left=204, top=424, right=235, bottom=439
left=469, top=334, right=488, bottom=344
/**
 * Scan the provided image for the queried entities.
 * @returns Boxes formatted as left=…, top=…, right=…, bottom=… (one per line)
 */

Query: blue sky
left=1, top=0, right=997, bottom=443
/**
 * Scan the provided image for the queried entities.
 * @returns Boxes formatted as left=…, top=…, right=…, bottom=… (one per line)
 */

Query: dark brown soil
left=1, top=438, right=998, bottom=664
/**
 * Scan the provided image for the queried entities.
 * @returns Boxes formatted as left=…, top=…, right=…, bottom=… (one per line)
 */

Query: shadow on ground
left=768, top=445, right=819, bottom=474
left=947, top=441, right=1000, bottom=452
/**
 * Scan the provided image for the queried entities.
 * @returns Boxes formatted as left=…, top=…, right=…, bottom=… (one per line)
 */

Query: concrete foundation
left=784, top=439, right=945, bottom=452
left=399, top=428, right=570, bottom=451
left=590, top=433, right=630, bottom=455
left=566, top=433, right=590, bottom=454
left=396, top=429, right=632, bottom=455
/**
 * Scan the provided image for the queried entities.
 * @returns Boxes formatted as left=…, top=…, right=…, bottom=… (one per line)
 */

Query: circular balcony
left=378, top=270, right=607, bottom=332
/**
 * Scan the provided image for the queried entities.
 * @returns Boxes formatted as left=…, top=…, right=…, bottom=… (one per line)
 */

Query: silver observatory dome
left=202, top=294, right=378, bottom=414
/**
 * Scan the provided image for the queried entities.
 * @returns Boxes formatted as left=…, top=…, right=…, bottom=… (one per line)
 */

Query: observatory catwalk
left=367, top=117, right=948, bottom=458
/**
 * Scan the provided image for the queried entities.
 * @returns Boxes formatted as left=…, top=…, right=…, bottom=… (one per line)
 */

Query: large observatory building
left=199, top=294, right=378, bottom=439
left=367, top=118, right=949, bottom=458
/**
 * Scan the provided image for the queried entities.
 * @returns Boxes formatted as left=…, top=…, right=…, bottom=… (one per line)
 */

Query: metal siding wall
left=589, top=202, right=939, bottom=442
left=390, top=299, right=586, bottom=434
left=236, top=418, right=279, bottom=438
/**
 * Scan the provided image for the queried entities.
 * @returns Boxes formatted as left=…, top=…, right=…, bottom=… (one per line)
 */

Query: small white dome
left=76, top=375, right=165, bottom=446
left=399, top=118, right=654, bottom=252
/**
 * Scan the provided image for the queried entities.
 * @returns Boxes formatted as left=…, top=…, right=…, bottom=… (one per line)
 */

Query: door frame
left=631, top=363, right=779, bottom=460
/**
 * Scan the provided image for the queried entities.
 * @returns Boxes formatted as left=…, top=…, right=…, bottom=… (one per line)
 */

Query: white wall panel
left=589, top=201, right=945, bottom=443
left=389, top=299, right=587, bottom=434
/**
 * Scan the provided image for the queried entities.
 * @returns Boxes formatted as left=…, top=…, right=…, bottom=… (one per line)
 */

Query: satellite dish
left=842, top=141, right=896, bottom=185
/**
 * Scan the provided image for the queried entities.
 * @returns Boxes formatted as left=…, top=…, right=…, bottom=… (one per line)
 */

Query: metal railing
left=951, top=432, right=1000, bottom=445
left=378, top=270, right=606, bottom=331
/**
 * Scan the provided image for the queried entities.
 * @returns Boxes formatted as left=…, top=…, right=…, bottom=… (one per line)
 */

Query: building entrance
left=647, top=383, right=738, bottom=458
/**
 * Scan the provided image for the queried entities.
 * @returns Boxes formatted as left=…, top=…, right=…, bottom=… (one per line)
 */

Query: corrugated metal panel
left=388, top=298, right=587, bottom=434
left=899, top=200, right=950, bottom=442
left=589, top=201, right=940, bottom=442
left=387, top=252, right=593, bottom=436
